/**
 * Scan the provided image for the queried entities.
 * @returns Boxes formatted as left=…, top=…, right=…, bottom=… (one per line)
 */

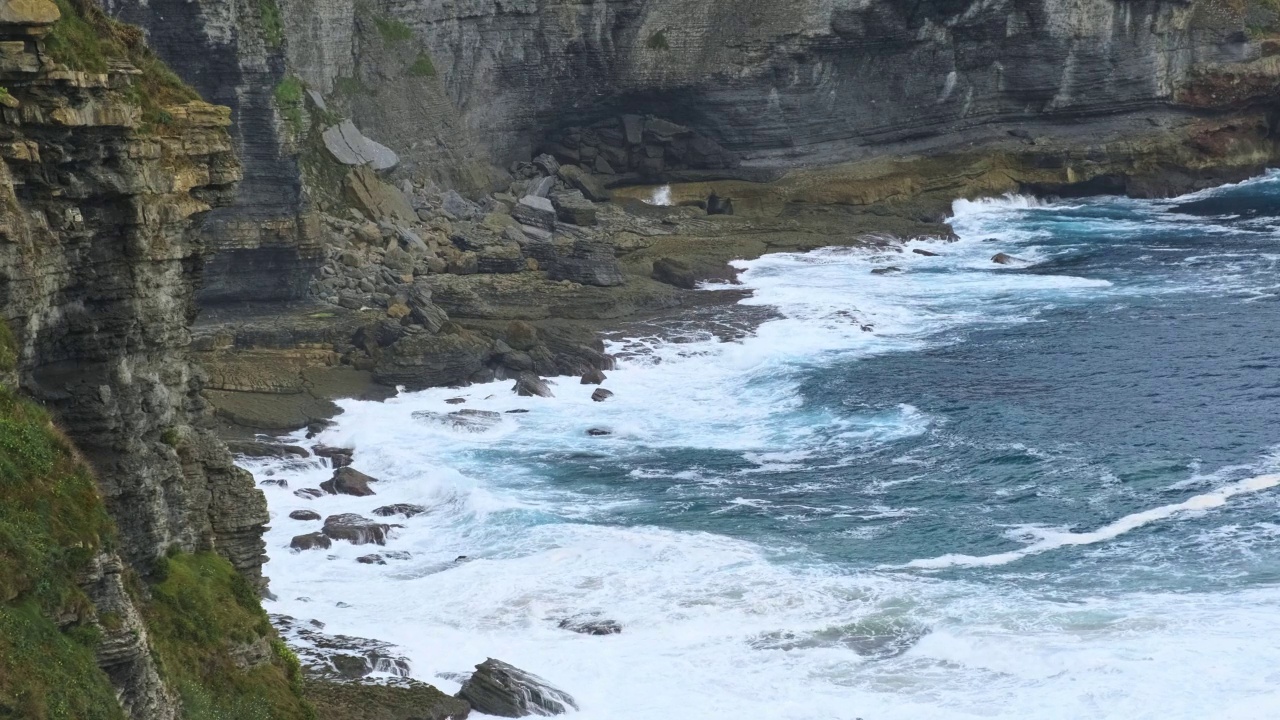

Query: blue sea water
left=251, top=173, right=1280, bottom=719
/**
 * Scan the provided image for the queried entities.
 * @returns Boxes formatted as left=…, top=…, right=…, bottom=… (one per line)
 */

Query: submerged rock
left=322, top=514, right=392, bottom=546
left=372, top=503, right=428, bottom=518
left=320, top=467, right=378, bottom=497
left=289, top=510, right=322, bottom=521
left=557, top=615, right=622, bottom=636
left=591, top=388, right=613, bottom=402
left=870, top=266, right=902, bottom=275
left=991, top=252, right=1028, bottom=265
left=294, top=488, right=325, bottom=500
left=750, top=618, right=930, bottom=660
left=912, top=248, right=940, bottom=256
left=586, top=428, right=611, bottom=436
left=413, top=408, right=503, bottom=433
left=356, top=554, right=386, bottom=565
left=456, top=658, right=578, bottom=717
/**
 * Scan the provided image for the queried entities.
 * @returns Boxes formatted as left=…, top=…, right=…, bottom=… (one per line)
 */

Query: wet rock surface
left=456, top=658, right=578, bottom=717
left=321, top=468, right=379, bottom=497
left=322, top=514, right=392, bottom=546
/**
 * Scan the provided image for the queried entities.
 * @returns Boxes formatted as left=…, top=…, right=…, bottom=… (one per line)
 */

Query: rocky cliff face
left=103, top=0, right=322, bottom=307
left=124, top=0, right=1280, bottom=176
left=0, top=1, right=267, bottom=586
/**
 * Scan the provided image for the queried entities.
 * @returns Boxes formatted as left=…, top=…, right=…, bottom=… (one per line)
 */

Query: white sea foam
left=901, top=474, right=1280, bottom=569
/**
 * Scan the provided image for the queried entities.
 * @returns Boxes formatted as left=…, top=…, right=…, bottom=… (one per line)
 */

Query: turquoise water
left=255, top=174, right=1280, bottom=719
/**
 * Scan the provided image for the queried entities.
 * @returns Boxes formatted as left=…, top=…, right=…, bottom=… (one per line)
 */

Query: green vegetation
left=274, top=76, right=306, bottom=136
left=373, top=16, right=413, bottom=43
left=333, top=75, right=367, bottom=97
left=0, top=86, right=14, bottom=108
left=0, top=320, right=15, bottom=372
left=646, top=29, right=670, bottom=50
left=0, top=384, right=121, bottom=719
left=145, top=552, right=314, bottom=720
left=409, top=52, right=436, bottom=78
left=43, top=0, right=199, bottom=130
left=259, top=0, right=284, bottom=49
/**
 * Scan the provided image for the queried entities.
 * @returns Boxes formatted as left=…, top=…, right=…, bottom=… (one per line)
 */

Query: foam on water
left=901, top=474, right=1280, bottom=569
left=251, top=180, right=1280, bottom=719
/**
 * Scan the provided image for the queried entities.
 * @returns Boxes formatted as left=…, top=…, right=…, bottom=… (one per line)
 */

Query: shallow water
left=250, top=173, right=1280, bottom=719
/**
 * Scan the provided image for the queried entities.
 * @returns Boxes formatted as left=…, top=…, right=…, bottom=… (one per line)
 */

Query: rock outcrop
left=456, top=658, right=578, bottom=718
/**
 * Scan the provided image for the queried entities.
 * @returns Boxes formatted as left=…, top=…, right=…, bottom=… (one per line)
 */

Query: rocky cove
left=3, top=0, right=1280, bottom=717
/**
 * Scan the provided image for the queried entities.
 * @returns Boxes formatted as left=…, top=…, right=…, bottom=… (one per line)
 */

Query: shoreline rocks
left=457, top=658, right=578, bottom=717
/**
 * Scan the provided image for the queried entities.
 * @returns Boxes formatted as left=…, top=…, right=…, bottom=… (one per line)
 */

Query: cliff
left=0, top=2, right=310, bottom=717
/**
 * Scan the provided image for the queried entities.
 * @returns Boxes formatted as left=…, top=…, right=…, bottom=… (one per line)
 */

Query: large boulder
left=322, top=120, right=399, bottom=171
left=513, top=372, right=554, bottom=398
left=550, top=190, right=597, bottom=226
left=456, top=658, right=578, bottom=717
left=320, top=467, right=379, bottom=497
left=512, top=195, right=556, bottom=231
left=290, top=532, right=332, bottom=552
left=344, top=165, right=416, bottom=224
left=322, top=514, right=392, bottom=546
left=557, top=164, right=611, bottom=202
left=374, top=329, right=492, bottom=390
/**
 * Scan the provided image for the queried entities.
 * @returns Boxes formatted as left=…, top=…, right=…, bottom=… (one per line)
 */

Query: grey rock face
left=457, top=658, right=578, bottom=717
left=322, top=120, right=399, bottom=170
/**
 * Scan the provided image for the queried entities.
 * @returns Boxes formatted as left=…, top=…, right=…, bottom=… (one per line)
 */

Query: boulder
left=530, top=176, right=557, bottom=198
left=514, top=372, right=553, bottom=398
left=322, top=120, right=399, bottom=171
left=322, top=514, right=392, bottom=546
left=651, top=256, right=697, bottom=289
left=294, top=488, right=324, bottom=500
left=320, top=467, right=379, bottom=497
left=442, top=190, right=479, bottom=220
left=356, top=554, right=386, bottom=565
left=557, top=164, right=611, bottom=202
left=372, top=504, right=428, bottom=518
left=870, top=266, right=902, bottom=275
left=344, top=166, right=416, bottom=224
left=550, top=190, right=597, bottom=226
left=580, top=368, right=606, bottom=385
left=621, top=114, right=644, bottom=145
left=512, top=195, right=556, bottom=231
left=456, top=658, right=578, bottom=717
left=290, top=532, right=332, bottom=552
left=586, top=428, right=611, bottom=436
left=289, top=510, right=322, bottom=521
left=591, top=388, right=614, bottom=402
left=912, top=248, right=940, bottom=257
left=531, top=153, right=560, bottom=177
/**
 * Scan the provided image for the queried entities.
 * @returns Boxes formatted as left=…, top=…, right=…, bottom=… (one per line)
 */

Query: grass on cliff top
left=0, top=386, right=123, bottom=719
left=44, top=0, right=199, bottom=129
left=145, top=551, right=315, bottom=720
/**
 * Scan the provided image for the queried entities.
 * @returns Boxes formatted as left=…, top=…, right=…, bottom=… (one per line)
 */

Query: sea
left=246, top=172, right=1280, bottom=719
